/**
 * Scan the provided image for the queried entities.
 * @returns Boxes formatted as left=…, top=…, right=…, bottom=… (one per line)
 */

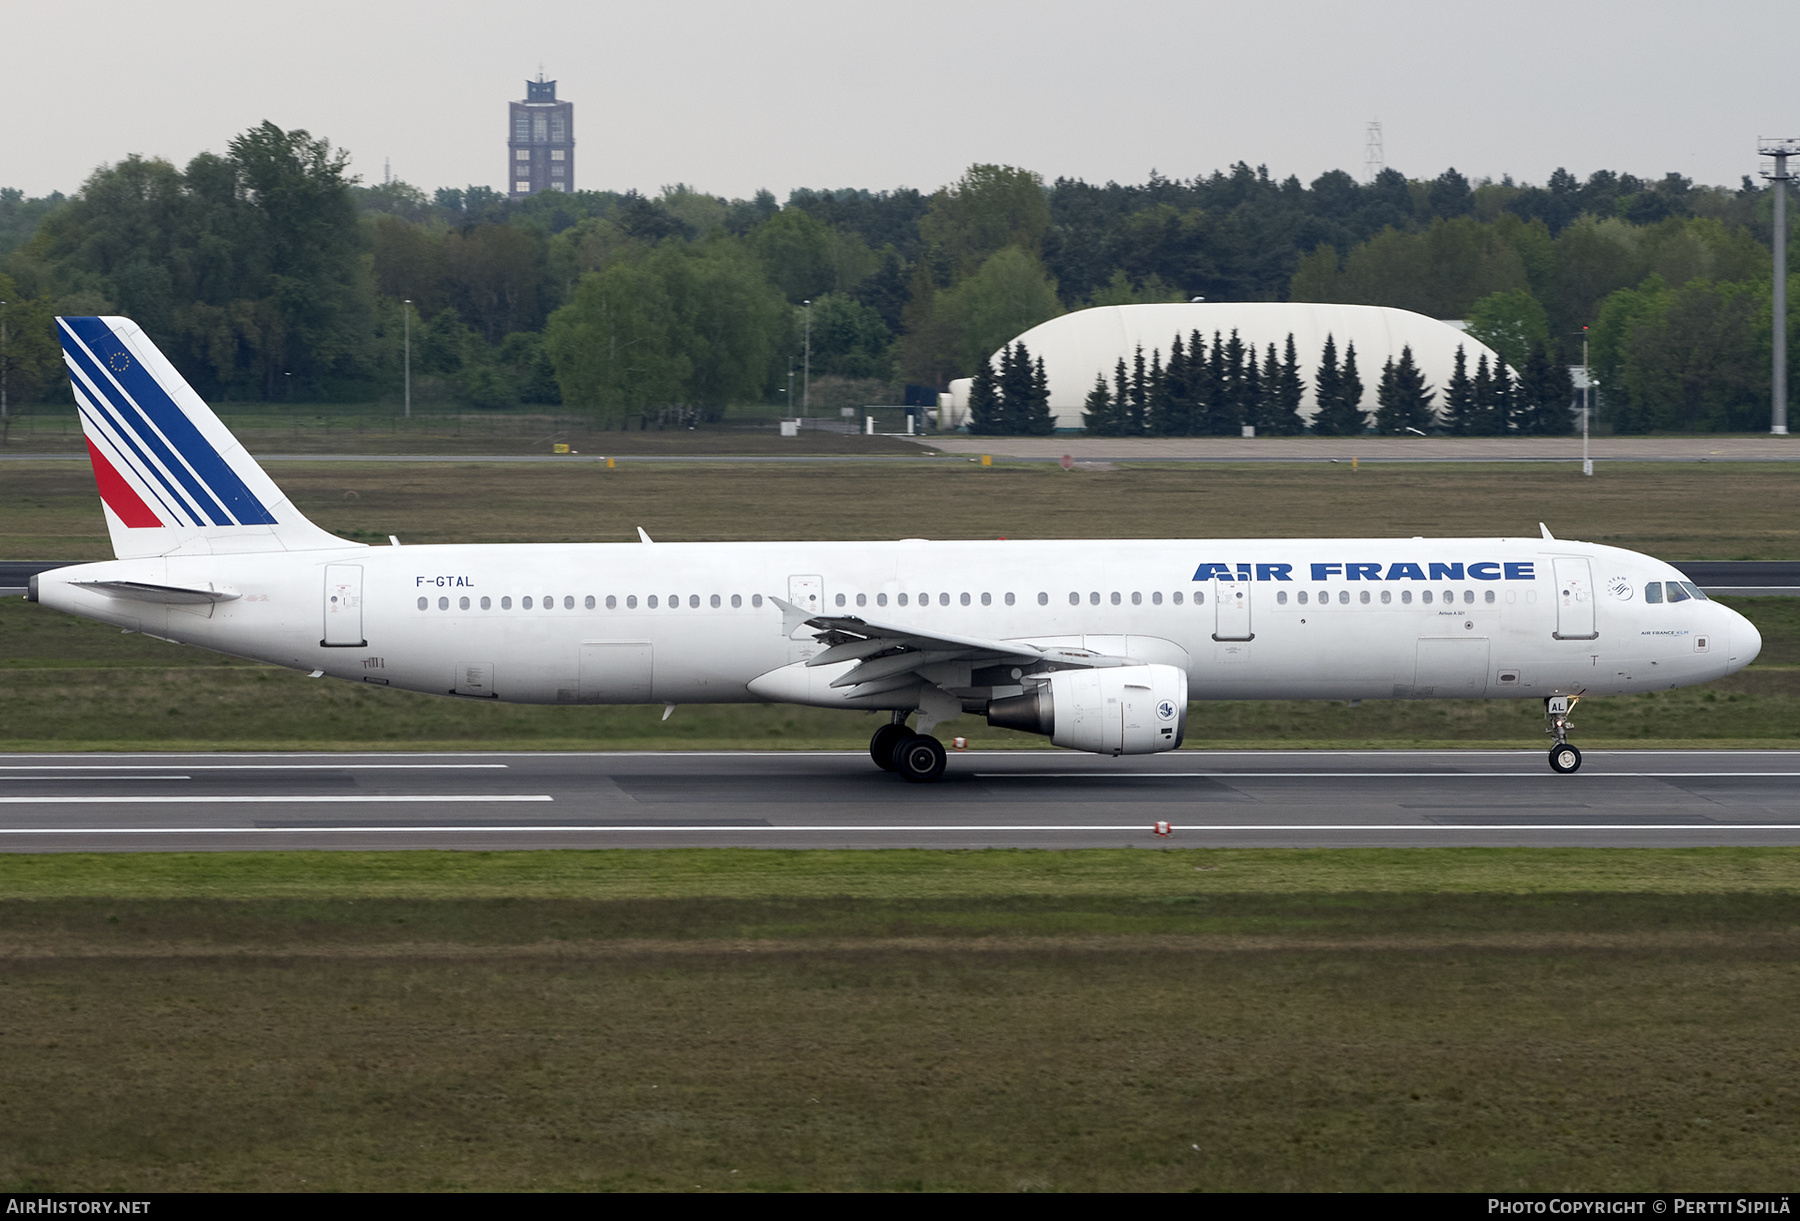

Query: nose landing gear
left=1546, top=695, right=1583, bottom=773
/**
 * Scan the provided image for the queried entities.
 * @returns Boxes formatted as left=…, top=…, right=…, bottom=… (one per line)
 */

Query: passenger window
left=711, top=594, right=721, bottom=608
left=1338, top=591, right=1350, bottom=605
left=940, top=593, right=950, bottom=606
left=1277, top=590, right=1289, bottom=605
left=1380, top=590, right=1391, bottom=604
left=1316, top=590, right=1328, bottom=604
left=523, top=596, right=534, bottom=609
left=856, top=593, right=866, bottom=607
left=1359, top=590, right=1370, bottom=604
left=1297, top=591, right=1308, bottom=605
left=1666, top=582, right=1690, bottom=603
left=438, top=596, right=449, bottom=610
left=979, top=592, right=989, bottom=606
left=626, top=595, right=636, bottom=609
left=646, top=596, right=656, bottom=608
left=607, top=595, right=618, bottom=609
left=503, top=596, right=514, bottom=610
left=1442, top=589, right=1453, bottom=603
left=835, top=593, right=846, bottom=607
left=584, top=595, right=595, bottom=609
left=1005, top=592, right=1015, bottom=606
left=1036, top=592, right=1046, bottom=605
left=1401, top=590, right=1412, bottom=604
left=877, top=593, right=888, bottom=607
left=1172, top=591, right=1183, bottom=605
left=1110, top=592, right=1121, bottom=606
left=1644, top=582, right=1663, bottom=604
left=481, top=596, right=492, bottom=610
left=731, top=594, right=741, bottom=608
left=752, top=594, right=763, bottom=608
left=417, top=596, right=428, bottom=610
left=566, top=596, right=576, bottom=610
left=459, top=596, right=470, bottom=610
left=545, top=597, right=554, bottom=611
left=1422, top=591, right=1432, bottom=604
left=1069, top=592, right=1079, bottom=605
left=1152, top=591, right=1162, bottom=605
left=1484, top=590, right=1495, bottom=604
left=1194, top=591, right=1205, bottom=605
left=1682, top=582, right=1708, bottom=601
left=898, top=593, right=909, bottom=607
left=960, top=592, right=970, bottom=606
left=1090, top=592, right=1101, bottom=605
left=1131, top=592, right=1142, bottom=605
left=1463, top=590, right=1474, bottom=605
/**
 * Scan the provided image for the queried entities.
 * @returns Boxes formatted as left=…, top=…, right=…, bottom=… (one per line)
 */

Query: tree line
left=0, top=125, right=1792, bottom=433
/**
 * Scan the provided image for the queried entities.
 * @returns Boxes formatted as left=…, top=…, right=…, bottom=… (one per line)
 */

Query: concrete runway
left=2, top=749, right=1799, bottom=851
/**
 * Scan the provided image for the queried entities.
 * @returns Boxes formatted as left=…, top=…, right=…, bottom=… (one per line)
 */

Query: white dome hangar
left=946, top=302, right=1505, bottom=431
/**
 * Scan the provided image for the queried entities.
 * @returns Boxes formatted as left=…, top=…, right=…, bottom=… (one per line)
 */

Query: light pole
left=1581, top=326, right=1592, bottom=476
left=402, top=299, right=412, bottom=421
left=0, top=299, right=8, bottom=427
left=1760, top=138, right=1798, bottom=435
left=801, top=299, right=811, bottom=417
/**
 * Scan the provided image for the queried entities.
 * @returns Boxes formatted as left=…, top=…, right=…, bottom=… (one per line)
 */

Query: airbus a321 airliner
left=27, top=317, right=1761, bottom=781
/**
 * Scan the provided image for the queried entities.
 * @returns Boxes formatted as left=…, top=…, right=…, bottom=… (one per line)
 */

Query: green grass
left=2, top=849, right=1798, bottom=1191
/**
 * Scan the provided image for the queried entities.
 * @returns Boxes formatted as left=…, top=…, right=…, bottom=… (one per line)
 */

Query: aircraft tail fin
left=56, top=316, right=352, bottom=559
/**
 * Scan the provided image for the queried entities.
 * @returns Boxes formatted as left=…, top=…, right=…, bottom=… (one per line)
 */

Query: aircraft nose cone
left=1734, top=614, right=1762, bottom=667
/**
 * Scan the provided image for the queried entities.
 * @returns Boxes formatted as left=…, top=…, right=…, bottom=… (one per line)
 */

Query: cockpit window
left=1644, top=582, right=1662, bottom=604
left=1665, top=582, right=1690, bottom=603
left=1681, top=581, right=1708, bottom=602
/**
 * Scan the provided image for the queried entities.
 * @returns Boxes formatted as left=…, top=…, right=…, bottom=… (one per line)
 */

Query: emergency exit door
left=322, top=564, right=366, bottom=647
left=1212, top=578, right=1253, bottom=641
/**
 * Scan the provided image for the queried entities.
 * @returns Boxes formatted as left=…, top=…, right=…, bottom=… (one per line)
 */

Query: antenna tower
left=1364, top=121, right=1384, bottom=183
left=1761, top=136, right=1800, bottom=435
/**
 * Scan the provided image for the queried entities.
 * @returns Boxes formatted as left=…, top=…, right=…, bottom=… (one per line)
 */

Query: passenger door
left=322, top=564, right=365, bottom=647
left=1552, top=557, right=1598, bottom=640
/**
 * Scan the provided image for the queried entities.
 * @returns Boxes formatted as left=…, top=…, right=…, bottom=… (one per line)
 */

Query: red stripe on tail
left=84, top=437, right=163, bottom=528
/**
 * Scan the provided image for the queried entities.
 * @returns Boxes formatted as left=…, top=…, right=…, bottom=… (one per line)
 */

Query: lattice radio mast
left=1364, top=121, right=1384, bottom=183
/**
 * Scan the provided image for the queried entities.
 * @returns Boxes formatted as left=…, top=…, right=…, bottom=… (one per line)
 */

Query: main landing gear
left=869, top=717, right=947, bottom=783
left=1546, top=695, right=1583, bottom=774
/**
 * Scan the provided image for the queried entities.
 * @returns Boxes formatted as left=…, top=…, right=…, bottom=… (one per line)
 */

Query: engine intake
left=987, top=663, right=1188, bottom=755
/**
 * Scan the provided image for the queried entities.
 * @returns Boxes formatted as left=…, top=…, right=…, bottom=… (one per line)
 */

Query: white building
left=944, top=302, right=1505, bottom=431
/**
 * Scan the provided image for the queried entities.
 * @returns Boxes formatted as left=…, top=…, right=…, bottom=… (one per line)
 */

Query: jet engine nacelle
left=986, top=663, right=1188, bottom=755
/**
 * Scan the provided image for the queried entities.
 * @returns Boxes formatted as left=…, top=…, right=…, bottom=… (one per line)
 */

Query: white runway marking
left=975, top=771, right=1800, bottom=780
left=0, top=764, right=509, bottom=770
left=0, top=794, right=552, bottom=804
left=0, top=823, right=1795, bottom=836
left=0, top=776, right=190, bottom=781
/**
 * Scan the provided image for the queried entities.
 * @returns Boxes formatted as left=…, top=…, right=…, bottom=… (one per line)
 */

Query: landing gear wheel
left=893, top=734, right=947, bottom=783
left=870, top=724, right=909, bottom=772
left=1549, top=744, right=1583, bottom=774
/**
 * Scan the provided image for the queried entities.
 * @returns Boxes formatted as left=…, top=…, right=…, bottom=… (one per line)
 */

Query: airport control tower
left=507, top=75, right=574, bottom=199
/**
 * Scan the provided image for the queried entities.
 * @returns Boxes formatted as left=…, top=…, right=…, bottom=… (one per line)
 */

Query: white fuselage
left=34, top=535, right=1758, bottom=713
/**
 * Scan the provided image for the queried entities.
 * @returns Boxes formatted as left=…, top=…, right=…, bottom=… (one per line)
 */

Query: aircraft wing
left=771, top=597, right=1127, bottom=696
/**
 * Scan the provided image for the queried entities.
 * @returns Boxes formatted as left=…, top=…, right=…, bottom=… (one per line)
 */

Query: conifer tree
left=1241, top=347, right=1262, bottom=436
left=1471, top=353, right=1492, bottom=434
left=1152, top=333, right=1188, bottom=436
left=1198, top=330, right=1227, bottom=436
left=1310, top=334, right=1342, bottom=435
left=1273, top=334, right=1307, bottom=435
left=967, top=355, right=1002, bottom=435
left=1490, top=357, right=1514, bottom=435
left=1442, top=345, right=1474, bottom=435
left=1145, top=349, right=1169, bottom=438
left=1185, top=330, right=1213, bottom=436
left=1112, top=358, right=1131, bottom=437
left=1374, top=345, right=1435, bottom=434
left=1216, top=329, right=1247, bottom=435
left=1341, top=342, right=1365, bottom=433
left=1082, top=373, right=1117, bottom=435
left=999, top=341, right=1037, bottom=435
left=1514, top=339, right=1574, bottom=436
left=1023, top=355, right=1057, bottom=435
left=1126, top=345, right=1148, bottom=435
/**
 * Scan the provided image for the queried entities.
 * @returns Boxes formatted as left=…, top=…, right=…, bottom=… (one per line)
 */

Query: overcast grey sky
left=4, top=0, right=1795, bottom=200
